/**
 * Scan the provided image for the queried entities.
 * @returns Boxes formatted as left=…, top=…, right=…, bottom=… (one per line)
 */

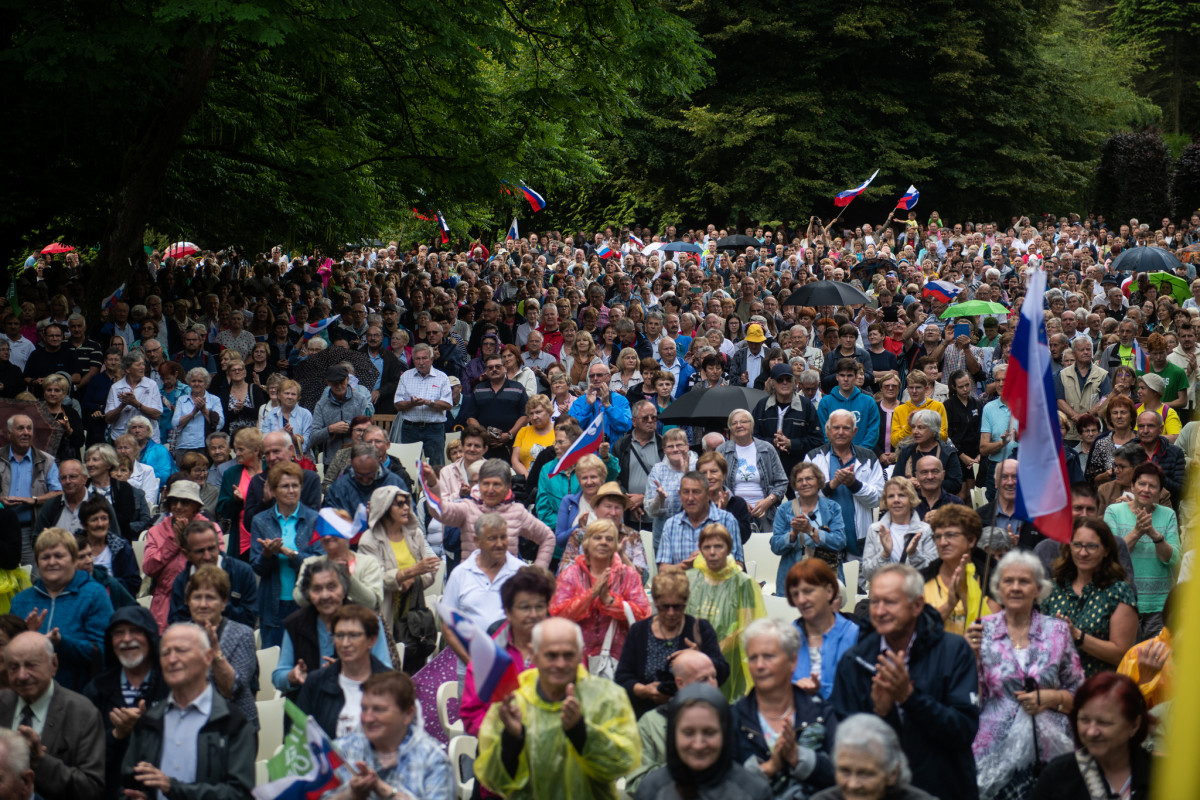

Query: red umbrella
left=40, top=243, right=74, bottom=254
left=165, top=241, right=199, bottom=259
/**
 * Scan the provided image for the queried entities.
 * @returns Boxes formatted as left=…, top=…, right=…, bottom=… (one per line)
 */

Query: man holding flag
left=476, top=617, right=640, bottom=800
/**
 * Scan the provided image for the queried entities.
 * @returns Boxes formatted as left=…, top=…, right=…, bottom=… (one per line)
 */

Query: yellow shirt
left=390, top=538, right=416, bottom=573
left=513, top=425, right=556, bottom=470
left=923, top=562, right=984, bottom=635
left=1135, top=403, right=1182, bottom=436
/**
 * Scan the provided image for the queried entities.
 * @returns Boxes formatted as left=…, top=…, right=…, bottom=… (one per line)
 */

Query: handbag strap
left=599, top=618, right=617, bottom=658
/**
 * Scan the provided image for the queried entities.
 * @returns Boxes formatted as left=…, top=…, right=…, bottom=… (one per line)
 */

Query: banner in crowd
left=252, top=701, right=345, bottom=800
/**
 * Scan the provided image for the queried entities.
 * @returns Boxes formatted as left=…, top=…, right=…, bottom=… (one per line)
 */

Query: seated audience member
left=922, top=504, right=999, bottom=635
left=185, top=564, right=259, bottom=729
left=863, top=476, right=936, bottom=582
left=324, top=444, right=407, bottom=514
left=76, top=496, right=141, bottom=596
left=142, top=480, right=210, bottom=631
left=912, top=455, right=963, bottom=520
left=657, top=472, right=746, bottom=567
left=893, top=409, right=964, bottom=495
left=295, top=604, right=391, bottom=739
left=82, top=606, right=169, bottom=793
left=83, top=443, right=150, bottom=540
left=10, top=529, right=113, bottom=692
left=0, top=631, right=105, bottom=800
left=168, top=518, right=258, bottom=628
left=119, top=623, right=255, bottom=798
left=74, top=531, right=136, bottom=610
left=0, top=728, right=35, bottom=800
left=783, top=559, right=860, bottom=701
left=813, top=713, right=937, bottom=800
left=770, top=462, right=848, bottom=595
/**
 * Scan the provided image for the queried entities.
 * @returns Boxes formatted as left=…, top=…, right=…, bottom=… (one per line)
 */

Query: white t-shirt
left=93, top=545, right=113, bottom=569
left=733, top=442, right=764, bottom=506
left=336, top=673, right=365, bottom=738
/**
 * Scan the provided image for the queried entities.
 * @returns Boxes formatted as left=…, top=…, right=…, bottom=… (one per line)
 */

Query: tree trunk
left=97, top=31, right=221, bottom=301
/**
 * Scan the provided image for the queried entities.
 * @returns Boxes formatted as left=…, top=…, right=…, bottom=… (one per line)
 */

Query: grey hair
left=991, top=550, right=1052, bottom=601
left=350, top=443, right=379, bottom=462
left=121, top=352, right=145, bottom=370
left=798, top=370, right=820, bottom=387
left=871, top=563, right=924, bottom=602
left=741, top=617, right=801, bottom=660
left=476, top=512, right=507, bottom=538
left=205, top=431, right=230, bottom=446
left=833, top=714, right=912, bottom=787
left=163, top=621, right=211, bottom=651
left=188, top=323, right=208, bottom=336
left=68, top=313, right=87, bottom=325
left=0, top=727, right=31, bottom=777
left=910, top=409, right=943, bottom=440
left=85, top=443, right=120, bottom=470
left=5, top=414, right=31, bottom=434
left=412, top=343, right=433, bottom=358
left=308, top=337, right=328, bottom=352
left=531, top=619, right=584, bottom=656
left=186, top=367, right=212, bottom=385
left=478, top=458, right=512, bottom=488
left=826, top=408, right=858, bottom=429
left=701, top=432, right=726, bottom=452
left=726, top=408, right=753, bottom=429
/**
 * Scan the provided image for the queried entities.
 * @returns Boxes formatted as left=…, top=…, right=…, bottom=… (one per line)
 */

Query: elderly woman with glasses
left=615, top=566, right=730, bottom=718
left=967, top=551, right=1085, bottom=800
left=717, top=409, right=789, bottom=527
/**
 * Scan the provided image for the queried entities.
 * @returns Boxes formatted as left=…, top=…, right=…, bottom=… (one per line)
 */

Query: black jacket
left=359, top=346, right=403, bottom=414
left=293, top=655, right=391, bottom=738
left=614, top=615, right=729, bottom=718
left=894, top=440, right=964, bottom=495
left=283, top=604, right=324, bottom=696
left=751, top=393, right=823, bottom=476
left=831, top=606, right=980, bottom=800
left=167, top=557, right=259, bottom=628
left=433, top=341, right=466, bottom=380
left=733, top=684, right=837, bottom=797
left=81, top=605, right=170, bottom=794
left=1029, top=746, right=1152, bottom=800
left=977, top=501, right=1043, bottom=551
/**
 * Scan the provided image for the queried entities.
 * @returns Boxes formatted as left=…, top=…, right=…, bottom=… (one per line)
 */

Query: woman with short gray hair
left=104, top=349, right=163, bottom=442
left=717, top=409, right=788, bottom=527
left=173, top=365, right=224, bottom=457
left=893, top=408, right=964, bottom=495
left=810, top=713, right=932, bottom=800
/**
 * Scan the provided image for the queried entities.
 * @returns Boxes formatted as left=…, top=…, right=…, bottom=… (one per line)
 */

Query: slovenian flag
left=595, top=242, right=616, bottom=259
left=101, top=284, right=126, bottom=310
left=1133, top=339, right=1148, bottom=372
left=436, top=211, right=450, bottom=244
left=922, top=280, right=961, bottom=304
left=520, top=183, right=546, bottom=212
left=1002, top=268, right=1071, bottom=543
left=834, top=169, right=880, bottom=207
left=418, top=466, right=442, bottom=517
left=629, top=233, right=644, bottom=249
left=547, top=413, right=604, bottom=478
left=309, top=506, right=368, bottom=546
left=895, top=185, right=919, bottom=210
left=506, top=217, right=519, bottom=243
left=302, top=314, right=341, bottom=341
left=253, top=703, right=345, bottom=800
left=437, top=601, right=520, bottom=702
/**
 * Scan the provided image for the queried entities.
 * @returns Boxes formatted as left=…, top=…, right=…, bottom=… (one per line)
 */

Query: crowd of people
left=0, top=208, right=1195, bottom=800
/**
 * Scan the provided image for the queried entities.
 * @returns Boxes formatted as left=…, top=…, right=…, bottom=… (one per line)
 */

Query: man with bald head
left=119, top=623, right=255, bottom=799
left=0, top=632, right=104, bottom=800
left=625, top=650, right=719, bottom=793
left=241, top=429, right=323, bottom=533
left=913, top=454, right=964, bottom=520
left=477, top=617, right=640, bottom=800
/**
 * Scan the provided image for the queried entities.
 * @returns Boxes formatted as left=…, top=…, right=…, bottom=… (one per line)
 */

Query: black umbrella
left=658, top=241, right=704, bottom=254
left=713, top=234, right=760, bottom=251
left=658, top=385, right=768, bottom=426
left=783, top=280, right=873, bottom=307
left=293, top=345, right=382, bottom=410
left=1109, top=246, right=1184, bottom=276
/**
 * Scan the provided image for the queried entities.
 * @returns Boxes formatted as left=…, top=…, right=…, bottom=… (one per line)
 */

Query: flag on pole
left=595, top=242, right=616, bottom=259
left=309, top=506, right=368, bottom=546
left=101, top=283, right=126, bottom=310
left=436, top=212, right=450, bottom=245
left=628, top=233, right=644, bottom=249
left=1002, top=268, right=1072, bottom=543
left=302, top=314, right=341, bottom=341
left=547, top=413, right=604, bottom=478
left=520, top=183, right=546, bottom=212
left=252, top=702, right=345, bottom=800
left=834, top=169, right=880, bottom=207
left=895, top=185, right=919, bottom=210
left=418, top=466, right=442, bottom=517
left=437, top=601, right=520, bottom=702
left=506, top=218, right=519, bottom=243
left=1133, top=339, right=1148, bottom=372
left=922, top=280, right=961, bottom=304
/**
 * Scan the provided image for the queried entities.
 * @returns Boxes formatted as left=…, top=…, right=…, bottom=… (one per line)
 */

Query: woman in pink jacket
left=141, top=480, right=216, bottom=631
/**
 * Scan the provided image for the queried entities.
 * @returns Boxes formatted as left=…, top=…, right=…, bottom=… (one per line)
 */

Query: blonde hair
left=573, top=454, right=607, bottom=480
left=581, top=519, right=619, bottom=554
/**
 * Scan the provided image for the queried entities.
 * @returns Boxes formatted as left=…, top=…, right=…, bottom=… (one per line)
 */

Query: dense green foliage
left=1093, top=131, right=1173, bottom=222
left=1110, top=0, right=1200, bottom=137
left=1170, top=143, right=1200, bottom=219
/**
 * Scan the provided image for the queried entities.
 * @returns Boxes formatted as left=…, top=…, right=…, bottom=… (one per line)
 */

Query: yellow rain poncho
left=686, top=555, right=766, bottom=701
left=476, top=665, right=641, bottom=800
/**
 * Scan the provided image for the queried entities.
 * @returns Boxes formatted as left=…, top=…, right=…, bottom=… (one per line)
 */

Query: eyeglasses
left=655, top=602, right=686, bottom=612
left=1070, top=542, right=1102, bottom=554
left=393, top=498, right=410, bottom=508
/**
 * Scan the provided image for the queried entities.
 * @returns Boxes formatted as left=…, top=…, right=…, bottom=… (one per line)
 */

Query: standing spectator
left=979, top=364, right=1017, bottom=501
left=476, top=617, right=640, bottom=800
left=143, top=481, right=210, bottom=631
left=752, top=363, right=823, bottom=478
left=819, top=323, right=874, bottom=393
left=1133, top=410, right=1186, bottom=507
left=0, top=414, right=62, bottom=567
left=394, top=343, right=452, bottom=468
left=570, top=360, right=633, bottom=440
left=891, top=371, right=949, bottom=445
left=309, top=364, right=375, bottom=463
left=643, top=429, right=697, bottom=549
left=770, top=463, right=847, bottom=594
left=944, top=369, right=982, bottom=493
left=360, top=325, right=402, bottom=413
left=215, top=428, right=264, bottom=557
left=819, top=357, right=882, bottom=449
left=894, top=409, right=965, bottom=496
left=805, top=410, right=885, bottom=560
left=461, top=352, right=529, bottom=460
left=171, top=367, right=225, bottom=457
left=1055, top=337, right=1110, bottom=444
left=717, top=409, right=788, bottom=528
left=104, top=352, right=163, bottom=442
left=38, top=373, right=84, bottom=461
left=216, top=356, right=266, bottom=435
left=83, top=443, right=149, bottom=541
left=832, top=564, right=981, bottom=800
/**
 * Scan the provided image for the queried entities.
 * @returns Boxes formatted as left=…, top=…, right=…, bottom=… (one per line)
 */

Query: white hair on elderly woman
left=834, top=713, right=913, bottom=787
left=989, top=550, right=1052, bottom=601
left=740, top=617, right=801, bottom=660
left=909, top=409, right=944, bottom=441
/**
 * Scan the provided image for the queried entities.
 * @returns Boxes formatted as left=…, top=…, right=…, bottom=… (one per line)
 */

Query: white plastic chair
left=743, top=533, right=778, bottom=595
left=762, top=592, right=792, bottom=621
left=132, top=540, right=146, bottom=571
left=256, top=759, right=271, bottom=787
left=256, top=696, right=287, bottom=762
left=388, top=441, right=424, bottom=488
left=256, top=647, right=281, bottom=701
left=448, top=735, right=477, bottom=800
left=438, top=680, right=464, bottom=739
left=842, top=560, right=861, bottom=601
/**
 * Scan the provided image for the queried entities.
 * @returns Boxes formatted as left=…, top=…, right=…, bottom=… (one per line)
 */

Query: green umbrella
left=940, top=301, right=1010, bottom=318
left=1144, top=271, right=1190, bottom=304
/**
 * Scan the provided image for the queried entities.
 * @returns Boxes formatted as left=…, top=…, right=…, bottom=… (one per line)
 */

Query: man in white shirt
left=394, top=343, right=453, bottom=467
left=0, top=316, right=34, bottom=371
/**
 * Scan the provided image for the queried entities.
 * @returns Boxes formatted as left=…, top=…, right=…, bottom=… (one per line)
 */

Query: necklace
left=760, top=699, right=794, bottom=721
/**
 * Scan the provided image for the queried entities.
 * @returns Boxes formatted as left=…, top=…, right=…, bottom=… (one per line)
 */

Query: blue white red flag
left=628, top=233, right=644, bottom=249
left=1133, top=339, right=1148, bottom=372
left=101, top=284, right=126, bottom=310
left=206, top=322, right=219, bottom=344
left=436, top=212, right=450, bottom=244
left=834, top=169, right=879, bottom=207
left=418, top=466, right=442, bottom=517
left=309, top=506, right=368, bottom=546
left=595, top=242, right=616, bottom=259
left=922, top=280, right=961, bottom=304
left=547, top=413, right=604, bottom=478
left=252, top=705, right=345, bottom=800
left=1002, top=268, right=1072, bottom=543
left=520, top=183, right=546, bottom=212
left=436, top=601, right=520, bottom=702
left=302, top=314, right=340, bottom=341
left=895, top=185, right=919, bottom=210
left=506, top=217, right=519, bottom=243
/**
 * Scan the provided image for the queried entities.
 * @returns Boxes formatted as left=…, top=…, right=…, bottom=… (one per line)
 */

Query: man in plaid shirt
left=656, top=471, right=745, bottom=566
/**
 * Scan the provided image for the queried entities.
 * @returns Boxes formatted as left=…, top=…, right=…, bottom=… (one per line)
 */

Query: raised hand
left=288, top=658, right=308, bottom=686
left=498, top=693, right=524, bottom=737
left=23, top=608, right=46, bottom=632
left=879, top=525, right=892, bottom=559
left=561, top=683, right=583, bottom=730
left=110, top=699, right=146, bottom=739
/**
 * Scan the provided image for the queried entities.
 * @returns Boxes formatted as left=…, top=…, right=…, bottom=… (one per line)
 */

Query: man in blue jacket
left=818, top=357, right=881, bottom=449
left=167, top=519, right=258, bottom=627
left=831, top=563, right=980, bottom=800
